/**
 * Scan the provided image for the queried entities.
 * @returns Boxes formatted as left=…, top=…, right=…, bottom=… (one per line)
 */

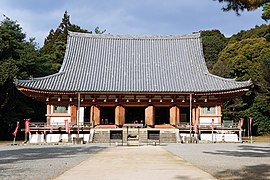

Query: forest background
left=1, top=1, right=270, bottom=140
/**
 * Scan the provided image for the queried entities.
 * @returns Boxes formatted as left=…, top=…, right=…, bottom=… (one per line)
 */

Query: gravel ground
left=1, top=143, right=269, bottom=180
left=0, top=144, right=106, bottom=180
left=164, top=143, right=270, bottom=180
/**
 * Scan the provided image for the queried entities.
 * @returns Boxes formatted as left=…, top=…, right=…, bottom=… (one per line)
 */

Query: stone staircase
left=92, top=129, right=110, bottom=143
left=159, top=129, right=177, bottom=143
left=92, top=128, right=177, bottom=144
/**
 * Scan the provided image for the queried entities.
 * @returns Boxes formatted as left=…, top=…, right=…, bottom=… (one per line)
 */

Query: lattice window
left=200, top=106, right=216, bottom=115
left=53, top=105, right=68, bottom=113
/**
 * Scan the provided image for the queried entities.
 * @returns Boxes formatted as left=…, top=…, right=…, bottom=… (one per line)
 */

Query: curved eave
left=17, top=87, right=76, bottom=95
left=194, top=87, right=250, bottom=95
left=15, top=72, right=251, bottom=93
left=17, top=86, right=249, bottom=96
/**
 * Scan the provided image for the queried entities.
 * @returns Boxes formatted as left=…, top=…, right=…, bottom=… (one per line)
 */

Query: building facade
left=17, top=32, right=250, bottom=143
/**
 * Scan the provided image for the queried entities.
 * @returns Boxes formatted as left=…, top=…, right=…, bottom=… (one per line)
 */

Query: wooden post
left=145, top=106, right=154, bottom=126
left=46, top=105, right=51, bottom=125
left=91, top=105, right=100, bottom=125
left=115, top=106, right=125, bottom=125
left=77, top=93, right=80, bottom=137
left=217, top=104, right=222, bottom=125
left=189, top=94, right=192, bottom=140
left=170, top=106, right=179, bottom=126
left=70, top=105, right=77, bottom=125
left=192, top=107, right=196, bottom=126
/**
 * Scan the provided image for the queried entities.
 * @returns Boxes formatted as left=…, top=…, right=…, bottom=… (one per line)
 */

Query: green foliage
left=229, top=24, right=270, bottom=43
left=201, top=30, right=228, bottom=71
left=261, top=51, right=270, bottom=86
left=0, top=16, right=46, bottom=140
left=40, top=11, right=105, bottom=73
left=0, top=60, right=18, bottom=86
left=212, top=24, right=270, bottom=135
left=0, top=16, right=25, bottom=61
left=239, top=95, right=270, bottom=134
left=41, top=11, right=106, bottom=74
left=0, top=12, right=106, bottom=139
left=214, top=0, right=270, bottom=21
left=262, top=3, right=270, bottom=21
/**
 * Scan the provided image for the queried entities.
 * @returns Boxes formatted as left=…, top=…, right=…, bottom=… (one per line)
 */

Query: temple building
left=17, top=31, right=251, bottom=143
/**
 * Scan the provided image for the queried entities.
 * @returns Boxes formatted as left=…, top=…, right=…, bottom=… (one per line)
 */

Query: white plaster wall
left=200, top=133, right=239, bottom=142
left=46, top=134, right=69, bottom=143
left=45, top=134, right=90, bottom=143
left=78, top=107, right=84, bottom=125
left=179, top=133, right=239, bottom=142
left=50, top=106, right=71, bottom=114
left=71, top=134, right=90, bottom=142
left=50, top=117, right=71, bottom=125
left=199, top=117, right=218, bottom=126
left=29, top=134, right=45, bottom=143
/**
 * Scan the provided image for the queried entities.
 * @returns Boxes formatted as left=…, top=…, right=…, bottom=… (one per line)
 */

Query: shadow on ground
left=203, top=144, right=270, bottom=179
left=0, top=145, right=107, bottom=179
left=203, top=144, right=270, bottom=158
left=0, top=145, right=105, bottom=165
left=215, top=164, right=270, bottom=180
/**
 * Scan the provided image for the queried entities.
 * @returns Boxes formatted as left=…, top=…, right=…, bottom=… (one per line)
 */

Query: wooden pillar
left=115, top=106, right=125, bottom=125
left=70, top=105, right=77, bottom=125
left=196, top=106, right=200, bottom=125
left=217, top=104, right=222, bottom=124
left=192, top=107, right=196, bottom=125
left=46, top=104, right=51, bottom=125
left=170, top=106, right=180, bottom=126
left=145, top=106, right=154, bottom=126
left=90, top=105, right=100, bottom=125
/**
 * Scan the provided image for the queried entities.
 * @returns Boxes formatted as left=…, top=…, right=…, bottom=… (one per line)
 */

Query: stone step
left=92, top=128, right=178, bottom=144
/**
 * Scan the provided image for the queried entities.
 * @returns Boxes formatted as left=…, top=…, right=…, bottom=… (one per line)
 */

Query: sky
left=0, top=0, right=266, bottom=47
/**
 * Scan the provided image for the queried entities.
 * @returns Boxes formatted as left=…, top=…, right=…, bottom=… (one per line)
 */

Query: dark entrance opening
left=155, top=107, right=170, bottom=125
left=125, top=107, right=145, bottom=124
left=180, top=107, right=190, bottom=125
left=84, top=107, right=90, bottom=125
left=100, top=107, right=115, bottom=125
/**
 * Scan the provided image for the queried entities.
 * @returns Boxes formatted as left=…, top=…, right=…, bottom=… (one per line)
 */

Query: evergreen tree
left=214, top=0, right=270, bottom=21
left=41, top=11, right=105, bottom=73
left=201, top=30, right=228, bottom=71
left=212, top=25, right=270, bottom=134
left=0, top=16, right=46, bottom=140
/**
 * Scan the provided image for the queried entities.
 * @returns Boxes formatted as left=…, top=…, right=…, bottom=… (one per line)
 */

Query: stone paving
left=55, top=146, right=216, bottom=180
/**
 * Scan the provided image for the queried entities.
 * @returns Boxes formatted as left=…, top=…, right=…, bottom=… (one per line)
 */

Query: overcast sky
left=0, top=0, right=266, bottom=47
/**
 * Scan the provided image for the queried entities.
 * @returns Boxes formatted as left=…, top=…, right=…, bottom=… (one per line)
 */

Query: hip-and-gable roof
left=17, top=31, right=251, bottom=93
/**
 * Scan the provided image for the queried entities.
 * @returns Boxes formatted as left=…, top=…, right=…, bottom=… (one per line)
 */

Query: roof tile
left=17, top=31, right=251, bottom=93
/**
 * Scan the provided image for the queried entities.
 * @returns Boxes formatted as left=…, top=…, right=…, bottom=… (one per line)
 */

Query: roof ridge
left=68, top=31, right=201, bottom=40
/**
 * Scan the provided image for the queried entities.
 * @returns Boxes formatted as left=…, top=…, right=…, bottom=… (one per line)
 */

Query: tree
left=0, top=16, right=25, bottom=109
left=0, top=13, right=106, bottom=139
left=262, top=3, right=270, bottom=21
left=229, top=24, right=270, bottom=43
left=0, top=16, right=25, bottom=62
left=0, top=16, right=47, bottom=140
left=201, top=30, right=228, bottom=71
left=214, top=0, right=270, bottom=21
left=41, top=11, right=105, bottom=73
left=212, top=33, right=270, bottom=134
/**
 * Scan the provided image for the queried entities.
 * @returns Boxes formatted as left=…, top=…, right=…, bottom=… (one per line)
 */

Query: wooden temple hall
left=17, top=31, right=251, bottom=144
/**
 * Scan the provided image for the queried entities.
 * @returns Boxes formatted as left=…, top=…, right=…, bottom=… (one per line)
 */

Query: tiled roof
left=17, top=31, right=251, bottom=93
